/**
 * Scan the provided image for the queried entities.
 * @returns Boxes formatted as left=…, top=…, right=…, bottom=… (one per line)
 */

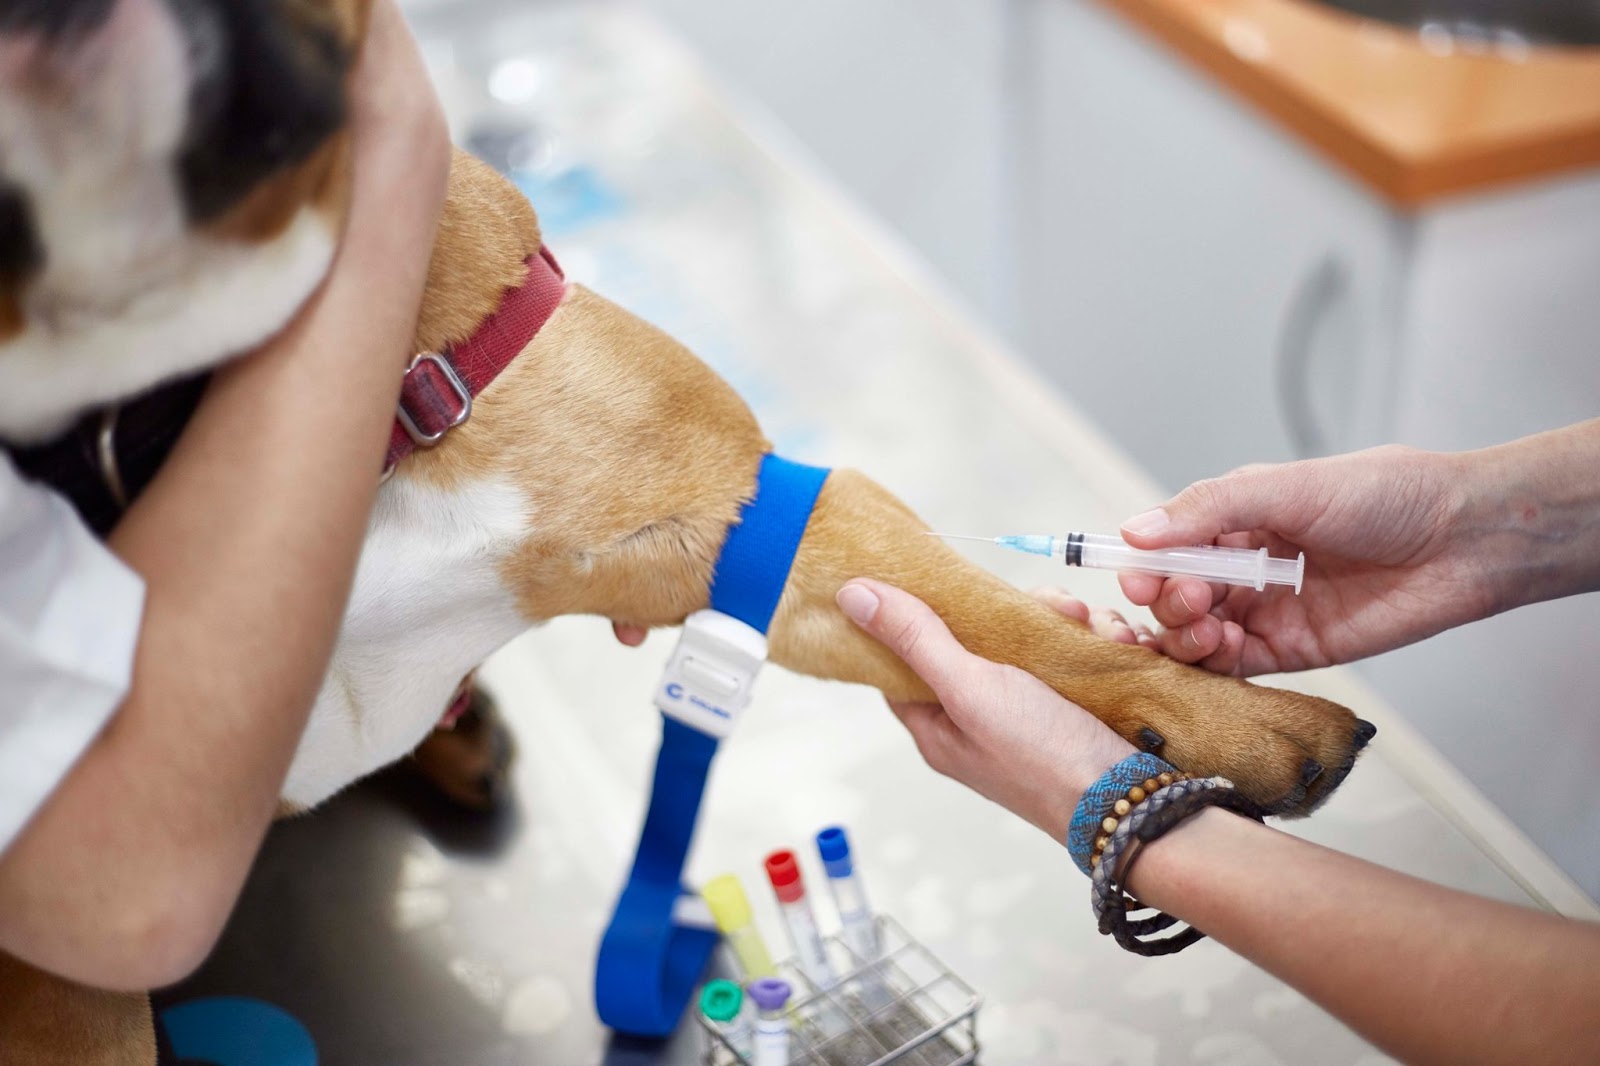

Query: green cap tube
left=699, top=979, right=744, bottom=1023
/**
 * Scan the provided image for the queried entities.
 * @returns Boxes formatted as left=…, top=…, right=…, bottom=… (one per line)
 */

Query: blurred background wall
left=626, top=0, right=1600, bottom=900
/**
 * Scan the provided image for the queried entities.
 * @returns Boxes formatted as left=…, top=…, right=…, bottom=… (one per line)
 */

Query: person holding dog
left=0, top=0, right=449, bottom=995
left=837, top=421, right=1600, bottom=1065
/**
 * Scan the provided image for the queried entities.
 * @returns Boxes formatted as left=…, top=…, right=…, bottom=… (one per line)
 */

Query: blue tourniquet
left=594, top=454, right=830, bottom=1036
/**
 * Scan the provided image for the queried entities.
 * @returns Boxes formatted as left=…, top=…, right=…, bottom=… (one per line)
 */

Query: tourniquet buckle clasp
left=655, top=609, right=769, bottom=740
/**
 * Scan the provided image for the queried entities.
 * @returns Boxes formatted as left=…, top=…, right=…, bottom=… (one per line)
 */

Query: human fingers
left=337, top=0, right=448, bottom=313
left=1153, top=613, right=1224, bottom=664
left=837, top=579, right=994, bottom=700
left=1121, top=461, right=1318, bottom=551
left=1198, top=619, right=1248, bottom=675
left=1146, top=577, right=1214, bottom=629
left=1032, top=585, right=1155, bottom=648
left=1118, top=570, right=1164, bottom=606
left=1087, top=605, right=1140, bottom=645
left=1028, top=586, right=1091, bottom=625
left=611, top=622, right=648, bottom=647
left=347, top=1, right=449, bottom=198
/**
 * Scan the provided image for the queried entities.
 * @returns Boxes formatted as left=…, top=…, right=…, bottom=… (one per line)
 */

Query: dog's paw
left=1118, top=681, right=1374, bottom=818
left=1236, top=708, right=1376, bottom=817
left=410, top=685, right=517, bottom=814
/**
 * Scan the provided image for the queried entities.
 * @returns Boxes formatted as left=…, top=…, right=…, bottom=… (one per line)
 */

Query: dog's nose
left=0, top=0, right=117, bottom=40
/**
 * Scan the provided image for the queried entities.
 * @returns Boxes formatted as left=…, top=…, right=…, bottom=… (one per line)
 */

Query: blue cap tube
left=815, top=826, right=878, bottom=962
left=816, top=826, right=853, bottom=879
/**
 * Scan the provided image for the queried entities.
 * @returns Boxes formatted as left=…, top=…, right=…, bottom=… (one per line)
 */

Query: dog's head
left=0, top=0, right=372, bottom=438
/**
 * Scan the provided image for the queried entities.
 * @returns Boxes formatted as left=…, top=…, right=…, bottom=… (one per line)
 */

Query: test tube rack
left=697, top=915, right=981, bottom=1066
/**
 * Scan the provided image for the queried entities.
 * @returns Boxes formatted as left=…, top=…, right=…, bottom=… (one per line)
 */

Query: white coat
left=0, top=452, right=142, bottom=855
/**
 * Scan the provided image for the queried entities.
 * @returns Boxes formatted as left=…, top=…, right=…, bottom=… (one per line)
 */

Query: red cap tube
left=764, top=849, right=805, bottom=903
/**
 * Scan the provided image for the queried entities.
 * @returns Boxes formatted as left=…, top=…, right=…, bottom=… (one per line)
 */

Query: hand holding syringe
left=929, top=532, right=1305, bottom=593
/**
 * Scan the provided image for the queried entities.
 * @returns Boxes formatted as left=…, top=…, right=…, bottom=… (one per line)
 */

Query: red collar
left=384, top=246, right=566, bottom=473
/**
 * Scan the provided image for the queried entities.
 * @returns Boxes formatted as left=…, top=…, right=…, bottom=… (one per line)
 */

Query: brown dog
left=0, top=0, right=1371, bottom=1059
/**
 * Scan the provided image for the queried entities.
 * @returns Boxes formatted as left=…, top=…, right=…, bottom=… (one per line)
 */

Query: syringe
left=929, top=531, right=1304, bottom=593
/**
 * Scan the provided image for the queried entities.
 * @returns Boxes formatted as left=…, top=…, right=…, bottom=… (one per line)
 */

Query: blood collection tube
left=763, top=849, right=834, bottom=989
left=699, top=979, right=753, bottom=1060
left=748, top=977, right=792, bottom=1066
left=704, top=873, right=777, bottom=979
left=815, top=826, right=879, bottom=962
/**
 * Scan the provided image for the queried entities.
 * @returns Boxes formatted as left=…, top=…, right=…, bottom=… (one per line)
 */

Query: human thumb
left=836, top=579, right=981, bottom=699
left=1121, top=465, right=1289, bottom=548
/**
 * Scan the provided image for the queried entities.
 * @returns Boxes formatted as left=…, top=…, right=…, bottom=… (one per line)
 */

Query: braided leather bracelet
left=1092, top=777, right=1267, bottom=956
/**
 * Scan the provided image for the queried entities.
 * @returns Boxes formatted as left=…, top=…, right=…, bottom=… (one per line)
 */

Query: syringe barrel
left=1076, top=533, right=1301, bottom=591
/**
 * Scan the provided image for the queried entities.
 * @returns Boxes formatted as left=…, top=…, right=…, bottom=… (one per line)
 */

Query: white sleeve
left=0, top=453, right=145, bottom=856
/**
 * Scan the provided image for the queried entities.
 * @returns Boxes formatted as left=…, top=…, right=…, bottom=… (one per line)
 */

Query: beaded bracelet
left=1088, top=769, right=1187, bottom=871
left=1091, top=778, right=1267, bottom=956
left=1066, top=752, right=1177, bottom=876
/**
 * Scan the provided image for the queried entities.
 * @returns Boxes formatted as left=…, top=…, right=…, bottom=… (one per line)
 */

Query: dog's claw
left=1353, top=719, right=1377, bottom=749
left=1138, top=726, right=1165, bottom=752
left=1300, top=759, right=1325, bottom=787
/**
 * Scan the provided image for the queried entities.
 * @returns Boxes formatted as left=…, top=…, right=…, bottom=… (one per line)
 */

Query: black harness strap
left=7, top=375, right=208, bottom=537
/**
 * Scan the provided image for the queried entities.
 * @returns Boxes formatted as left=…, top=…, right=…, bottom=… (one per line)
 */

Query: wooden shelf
left=1101, top=0, right=1600, bottom=206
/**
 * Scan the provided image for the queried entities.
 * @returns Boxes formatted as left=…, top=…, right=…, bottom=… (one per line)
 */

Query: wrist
left=1063, top=729, right=1142, bottom=797
left=1118, top=805, right=1242, bottom=908
left=1024, top=735, right=1135, bottom=847
left=1456, top=422, right=1600, bottom=613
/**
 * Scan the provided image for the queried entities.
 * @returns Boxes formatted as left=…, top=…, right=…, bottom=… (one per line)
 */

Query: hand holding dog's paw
left=1029, top=582, right=1252, bottom=671
left=611, top=621, right=649, bottom=647
left=837, top=579, right=1137, bottom=840
left=1027, top=586, right=1156, bottom=649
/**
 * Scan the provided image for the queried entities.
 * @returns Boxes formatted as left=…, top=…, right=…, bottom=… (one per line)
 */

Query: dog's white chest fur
left=281, top=473, right=535, bottom=809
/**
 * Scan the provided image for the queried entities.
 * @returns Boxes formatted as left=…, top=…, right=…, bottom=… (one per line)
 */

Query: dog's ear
left=175, top=0, right=354, bottom=225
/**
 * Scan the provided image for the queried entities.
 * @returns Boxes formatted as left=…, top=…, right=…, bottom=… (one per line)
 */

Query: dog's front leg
left=766, top=470, right=1373, bottom=816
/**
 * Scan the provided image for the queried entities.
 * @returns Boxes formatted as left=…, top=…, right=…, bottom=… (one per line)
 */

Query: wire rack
left=697, top=915, right=980, bottom=1066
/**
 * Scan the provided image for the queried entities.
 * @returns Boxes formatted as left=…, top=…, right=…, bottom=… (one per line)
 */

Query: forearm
left=1454, top=419, right=1600, bottom=613
left=1127, top=809, right=1600, bottom=1065
left=0, top=176, right=438, bottom=988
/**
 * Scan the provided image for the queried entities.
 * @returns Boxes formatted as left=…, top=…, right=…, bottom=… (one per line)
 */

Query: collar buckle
left=397, top=352, right=473, bottom=446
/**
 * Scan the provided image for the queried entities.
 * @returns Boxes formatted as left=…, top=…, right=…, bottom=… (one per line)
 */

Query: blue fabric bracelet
left=1066, top=752, right=1178, bottom=876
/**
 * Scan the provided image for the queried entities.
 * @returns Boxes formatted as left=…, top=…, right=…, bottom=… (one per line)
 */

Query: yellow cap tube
left=703, top=873, right=777, bottom=978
